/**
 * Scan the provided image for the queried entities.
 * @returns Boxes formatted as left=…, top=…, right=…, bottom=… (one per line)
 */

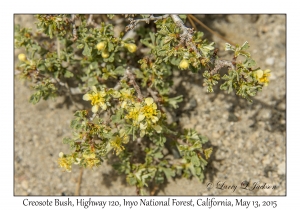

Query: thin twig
left=74, top=168, right=84, bottom=196
left=147, top=88, right=164, bottom=110
left=187, top=15, right=197, bottom=31
left=71, top=15, right=77, bottom=41
left=170, top=15, right=202, bottom=58
left=188, top=15, right=235, bottom=46
left=53, top=78, right=81, bottom=109
left=126, top=68, right=144, bottom=100
left=210, top=59, right=235, bottom=75
left=114, top=73, right=129, bottom=90
left=87, top=14, right=93, bottom=25
left=64, top=81, right=81, bottom=109
left=86, top=14, right=100, bottom=28
left=125, top=14, right=170, bottom=31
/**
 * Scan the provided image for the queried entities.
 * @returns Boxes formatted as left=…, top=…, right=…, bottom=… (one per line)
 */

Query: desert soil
left=14, top=14, right=286, bottom=195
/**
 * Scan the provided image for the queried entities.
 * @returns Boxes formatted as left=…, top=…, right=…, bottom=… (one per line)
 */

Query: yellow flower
left=96, top=41, right=106, bottom=51
left=179, top=59, right=189, bottom=70
left=120, top=88, right=134, bottom=101
left=254, top=69, right=271, bottom=86
left=82, top=153, right=100, bottom=168
left=121, top=101, right=127, bottom=109
left=124, top=43, right=137, bottom=53
left=110, top=130, right=129, bottom=155
left=125, top=102, right=144, bottom=125
left=58, top=157, right=72, bottom=172
left=142, top=97, right=159, bottom=123
left=101, top=50, right=110, bottom=58
left=18, top=53, right=27, bottom=62
left=83, top=86, right=107, bottom=112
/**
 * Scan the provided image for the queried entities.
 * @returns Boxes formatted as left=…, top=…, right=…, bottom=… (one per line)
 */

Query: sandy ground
left=14, top=14, right=286, bottom=195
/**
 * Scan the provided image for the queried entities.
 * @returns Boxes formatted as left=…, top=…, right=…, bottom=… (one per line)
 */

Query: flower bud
left=101, top=50, right=110, bottom=58
left=18, top=53, right=27, bottom=62
left=125, top=43, right=137, bottom=53
left=179, top=59, right=189, bottom=70
left=96, top=42, right=106, bottom=51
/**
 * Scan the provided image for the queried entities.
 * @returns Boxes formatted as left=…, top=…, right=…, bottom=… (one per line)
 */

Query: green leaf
left=191, top=155, right=200, bottom=166
left=126, top=174, right=137, bottom=186
left=108, top=42, right=114, bottom=52
left=244, top=58, right=256, bottom=68
left=167, top=95, right=183, bottom=109
left=179, top=15, right=187, bottom=21
left=239, top=50, right=251, bottom=58
left=64, top=70, right=74, bottom=78
left=114, top=66, right=125, bottom=75
left=82, top=43, right=92, bottom=57
left=162, top=167, right=175, bottom=180
left=77, top=44, right=84, bottom=49
left=150, top=32, right=156, bottom=45
left=241, top=41, right=250, bottom=51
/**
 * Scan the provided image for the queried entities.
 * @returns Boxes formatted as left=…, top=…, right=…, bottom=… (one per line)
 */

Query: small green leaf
left=225, top=43, right=235, bottom=51
left=108, top=42, right=114, bottom=52
left=64, top=70, right=74, bottom=78
left=114, top=66, right=125, bottom=75
left=82, top=44, right=92, bottom=57
left=162, top=167, right=175, bottom=180
left=241, top=41, right=250, bottom=51
left=191, top=155, right=200, bottom=166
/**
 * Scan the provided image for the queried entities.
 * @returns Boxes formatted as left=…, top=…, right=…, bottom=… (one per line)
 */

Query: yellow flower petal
left=138, top=114, right=145, bottom=122
left=92, top=105, right=99, bottom=113
left=140, top=130, right=146, bottom=137
left=83, top=93, right=92, bottom=101
left=256, top=70, right=263, bottom=79
left=121, top=101, right=127, bottom=109
left=99, top=91, right=106, bottom=97
left=100, top=103, right=107, bottom=110
left=151, top=116, right=158, bottom=123
left=145, top=97, right=154, bottom=106
left=152, top=103, right=157, bottom=110
left=92, top=86, right=97, bottom=93
left=140, top=123, right=147, bottom=130
left=153, top=125, right=162, bottom=133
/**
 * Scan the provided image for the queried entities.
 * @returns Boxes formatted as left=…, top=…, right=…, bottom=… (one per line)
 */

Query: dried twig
left=126, top=68, right=143, bottom=100
left=65, top=81, right=81, bottom=109
left=53, top=78, right=81, bottom=109
left=125, top=14, right=170, bottom=31
left=170, top=15, right=202, bottom=57
left=210, top=59, right=235, bottom=75
left=87, top=14, right=100, bottom=28
left=147, top=87, right=164, bottom=109
left=114, top=74, right=129, bottom=91
left=74, top=168, right=84, bottom=196
left=87, top=14, right=94, bottom=25
left=71, top=15, right=77, bottom=41
left=187, top=15, right=197, bottom=31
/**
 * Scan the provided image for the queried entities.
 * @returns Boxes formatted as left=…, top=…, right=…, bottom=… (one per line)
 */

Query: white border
left=3, top=1, right=295, bottom=209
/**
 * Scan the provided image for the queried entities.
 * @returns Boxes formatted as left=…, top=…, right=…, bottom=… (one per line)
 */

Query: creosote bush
left=14, top=14, right=271, bottom=195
